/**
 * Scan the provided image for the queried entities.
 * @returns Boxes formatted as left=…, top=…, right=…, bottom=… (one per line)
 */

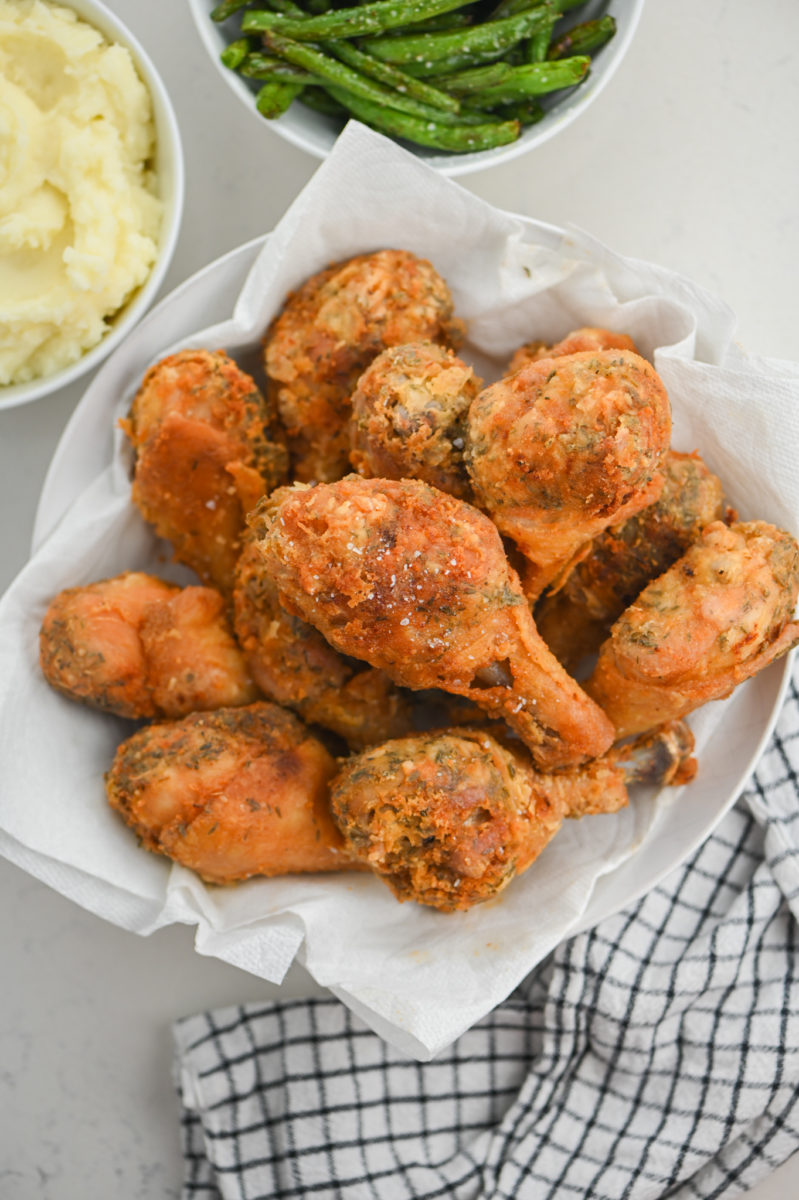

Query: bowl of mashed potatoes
left=0, top=0, right=185, bottom=409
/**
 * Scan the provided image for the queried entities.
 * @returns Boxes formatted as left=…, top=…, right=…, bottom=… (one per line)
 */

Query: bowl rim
left=186, top=0, right=647, bottom=178
left=0, top=0, right=186, bottom=412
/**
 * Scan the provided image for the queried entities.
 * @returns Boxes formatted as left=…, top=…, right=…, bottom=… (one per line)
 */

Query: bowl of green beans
left=189, top=0, right=643, bottom=175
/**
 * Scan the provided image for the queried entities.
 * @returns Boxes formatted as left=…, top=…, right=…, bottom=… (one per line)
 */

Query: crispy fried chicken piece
left=122, top=349, right=289, bottom=594
left=105, top=702, right=355, bottom=883
left=252, top=475, right=614, bottom=770
left=234, top=530, right=415, bottom=750
left=585, top=521, right=799, bottom=738
left=263, top=251, right=464, bottom=484
left=506, top=326, right=639, bottom=376
left=348, top=341, right=480, bottom=499
left=39, top=572, right=258, bottom=719
left=330, top=720, right=695, bottom=911
left=467, top=349, right=672, bottom=601
left=535, top=451, right=729, bottom=671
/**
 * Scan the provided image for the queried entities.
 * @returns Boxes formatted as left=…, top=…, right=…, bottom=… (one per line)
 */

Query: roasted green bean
left=548, top=15, right=616, bottom=59
left=241, top=53, right=316, bottom=81
left=360, top=8, right=554, bottom=70
left=210, top=0, right=619, bottom=155
left=325, top=85, right=521, bottom=152
left=439, top=62, right=514, bottom=94
left=255, top=78, right=304, bottom=116
left=328, top=40, right=461, bottom=113
left=525, top=1, right=558, bottom=62
left=463, top=55, right=589, bottom=104
left=241, top=0, right=473, bottom=41
left=211, top=0, right=253, bottom=20
left=261, top=32, right=474, bottom=122
left=220, top=36, right=256, bottom=69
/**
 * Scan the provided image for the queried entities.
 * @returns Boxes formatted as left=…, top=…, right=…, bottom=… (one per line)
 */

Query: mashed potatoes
left=0, top=0, right=163, bottom=386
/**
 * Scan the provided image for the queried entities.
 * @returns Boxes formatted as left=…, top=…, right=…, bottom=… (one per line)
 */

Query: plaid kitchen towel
left=173, top=669, right=799, bottom=1200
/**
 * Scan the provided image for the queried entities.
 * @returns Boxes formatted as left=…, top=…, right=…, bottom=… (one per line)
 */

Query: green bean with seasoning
left=260, top=33, right=480, bottom=123
left=255, top=78, right=304, bottom=116
left=525, top=1, right=558, bottom=61
left=547, top=14, right=617, bottom=59
left=388, top=10, right=473, bottom=34
left=211, top=0, right=253, bottom=19
left=239, top=0, right=475, bottom=41
left=359, top=7, right=554, bottom=72
left=325, top=85, right=521, bottom=151
left=240, top=52, right=315, bottom=81
left=220, top=36, right=255, bottom=69
left=242, top=0, right=462, bottom=111
left=210, top=0, right=620, bottom=154
left=438, top=61, right=514, bottom=94
left=461, top=55, right=590, bottom=106
left=327, top=40, right=461, bottom=113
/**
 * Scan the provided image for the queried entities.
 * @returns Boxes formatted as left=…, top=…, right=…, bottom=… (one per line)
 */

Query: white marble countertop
left=1, top=1, right=798, bottom=1195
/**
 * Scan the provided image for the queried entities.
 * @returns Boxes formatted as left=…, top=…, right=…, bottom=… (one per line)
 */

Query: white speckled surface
left=1, top=1, right=798, bottom=1194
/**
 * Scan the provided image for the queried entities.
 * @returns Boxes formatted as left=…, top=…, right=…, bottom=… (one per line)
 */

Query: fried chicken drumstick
left=348, top=341, right=480, bottom=499
left=585, top=520, right=799, bottom=737
left=234, top=523, right=415, bottom=750
left=505, top=326, right=639, bottom=377
left=535, top=451, right=728, bottom=671
left=252, top=476, right=614, bottom=770
left=263, top=250, right=464, bottom=483
left=122, top=349, right=288, bottom=594
left=39, top=572, right=258, bottom=719
left=106, top=702, right=356, bottom=883
left=330, top=720, right=696, bottom=911
left=467, top=348, right=672, bottom=601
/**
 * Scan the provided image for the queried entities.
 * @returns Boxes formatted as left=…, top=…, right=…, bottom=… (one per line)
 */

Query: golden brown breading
left=506, top=326, right=639, bottom=376
left=585, top=521, right=799, bottom=737
left=348, top=341, right=480, bottom=499
left=467, top=348, right=672, bottom=601
left=39, top=572, right=258, bottom=719
left=105, top=702, right=354, bottom=883
left=535, top=451, right=728, bottom=671
left=331, top=728, right=562, bottom=911
left=233, top=533, right=415, bottom=749
left=329, top=720, right=695, bottom=911
left=263, top=251, right=464, bottom=484
left=252, top=475, right=615, bottom=770
left=122, top=349, right=288, bottom=594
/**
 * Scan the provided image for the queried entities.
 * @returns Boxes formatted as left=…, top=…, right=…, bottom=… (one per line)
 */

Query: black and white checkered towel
left=173, top=666, right=799, bottom=1200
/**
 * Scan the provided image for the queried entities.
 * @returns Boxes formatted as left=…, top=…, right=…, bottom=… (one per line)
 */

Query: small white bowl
left=0, top=0, right=185, bottom=411
left=188, top=0, right=644, bottom=177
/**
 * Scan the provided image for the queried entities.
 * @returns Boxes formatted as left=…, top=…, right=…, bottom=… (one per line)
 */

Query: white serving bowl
left=0, top=0, right=185, bottom=412
left=1, top=227, right=792, bottom=1060
left=187, top=0, right=644, bottom=177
